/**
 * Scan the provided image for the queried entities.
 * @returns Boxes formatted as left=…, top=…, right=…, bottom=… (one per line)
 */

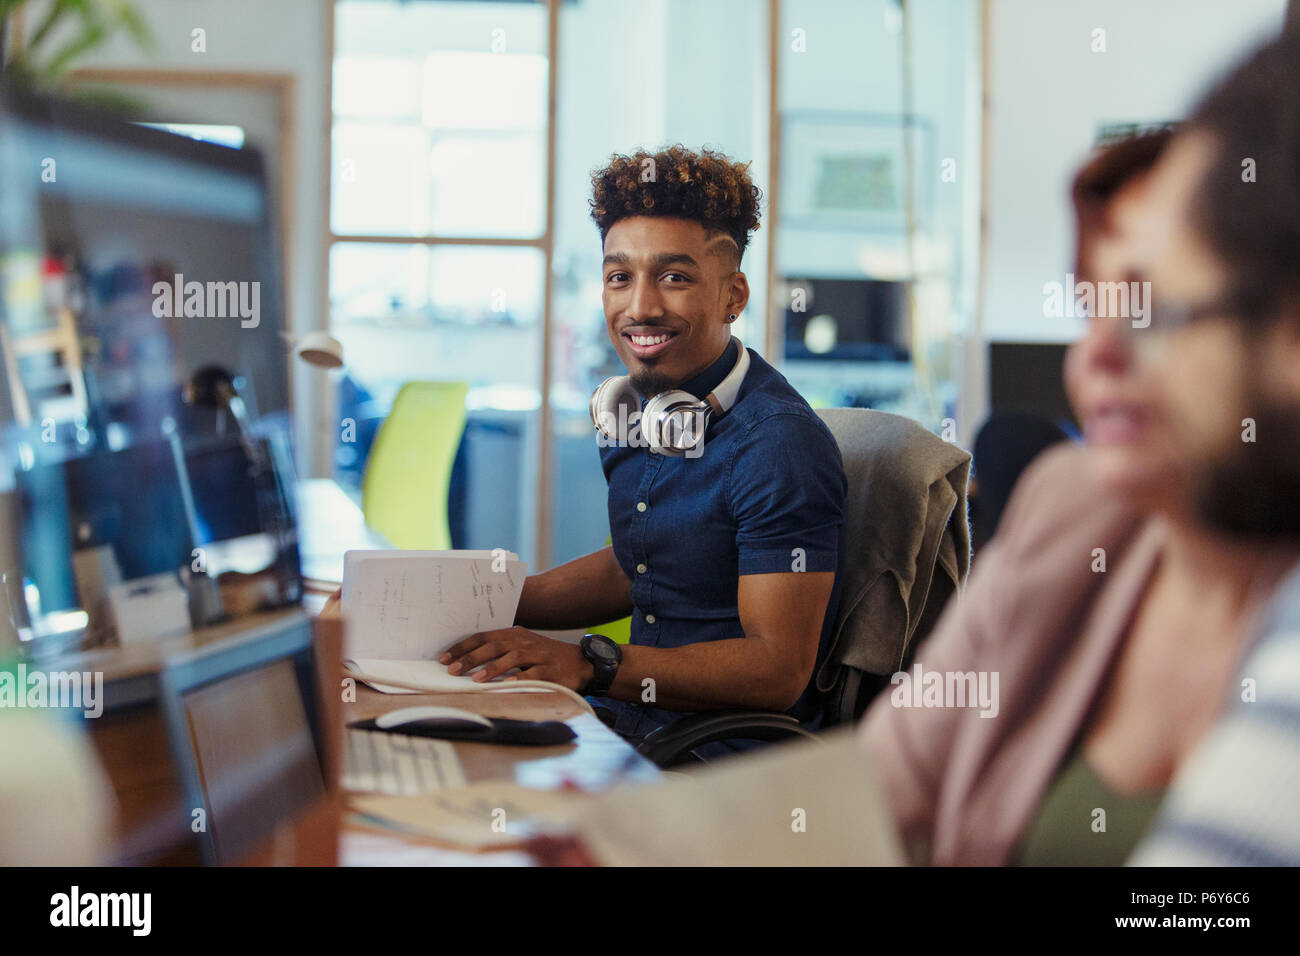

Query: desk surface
left=340, top=684, right=659, bottom=863
left=296, top=478, right=389, bottom=586
left=300, top=478, right=657, bottom=863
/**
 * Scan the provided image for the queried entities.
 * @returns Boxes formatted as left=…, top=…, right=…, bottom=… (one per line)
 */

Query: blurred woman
left=859, top=35, right=1300, bottom=866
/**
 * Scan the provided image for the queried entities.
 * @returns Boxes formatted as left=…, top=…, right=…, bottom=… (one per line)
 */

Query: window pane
left=332, top=123, right=432, bottom=236
left=330, top=242, right=542, bottom=564
left=775, top=0, right=979, bottom=433
left=330, top=243, right=542, bottom=384
left=427, top=134, right=545, bottom=237
left=332, top=0, right=548, bottom=238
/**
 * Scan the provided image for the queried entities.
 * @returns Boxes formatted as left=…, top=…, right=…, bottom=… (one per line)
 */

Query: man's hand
left=439, top=627, right=595, bottom=692
left=319, top=587, right=342, bottom=618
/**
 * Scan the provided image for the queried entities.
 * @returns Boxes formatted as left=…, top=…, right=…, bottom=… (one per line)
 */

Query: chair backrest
left=815, top=408, right=972, bottom=725
left=362, top=381, right=468, bottom=550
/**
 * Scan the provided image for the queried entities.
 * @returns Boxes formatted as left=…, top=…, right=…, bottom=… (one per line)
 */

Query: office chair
left=969, top=409, right=1070, bottom=555
left=635, top=408, right=972, bottom=767
left=362, top=381, right=468, bottom=551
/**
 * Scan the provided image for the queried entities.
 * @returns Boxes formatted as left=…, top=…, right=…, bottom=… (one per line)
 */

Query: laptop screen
left=180, top=657, right=324, bottom=865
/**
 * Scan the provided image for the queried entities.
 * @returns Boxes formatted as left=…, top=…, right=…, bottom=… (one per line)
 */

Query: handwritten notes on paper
left=341, top=550, right=526, bottom=662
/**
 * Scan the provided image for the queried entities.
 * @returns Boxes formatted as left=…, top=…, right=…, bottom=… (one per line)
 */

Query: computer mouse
left=375, top=706, right=494, bottom=732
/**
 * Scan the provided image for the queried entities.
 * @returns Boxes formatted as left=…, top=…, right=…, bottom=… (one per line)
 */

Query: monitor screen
left=0, top=87, right=288, bottom=432
left=988, top=342, right=1078, bottom=430
left=783, top=276, right=910, bottom=362
left=0, top=87, right=299, bottom=645
left=11, top=434, right=296, bottom=615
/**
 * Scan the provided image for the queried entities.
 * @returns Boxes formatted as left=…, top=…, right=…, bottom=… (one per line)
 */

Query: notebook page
left=342, top=550, right=526, bottom=661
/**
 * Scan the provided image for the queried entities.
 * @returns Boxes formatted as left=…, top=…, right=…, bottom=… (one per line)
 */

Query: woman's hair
left=588, top=144, right=763, bottom=269
left=1186, top=33, right=1300, bottom=317
left=1070, top=128, right=1173, bottom=279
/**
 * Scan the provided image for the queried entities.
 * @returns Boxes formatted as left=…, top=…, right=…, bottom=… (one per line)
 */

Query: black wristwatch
left=579, top=633, right=622, bottom=695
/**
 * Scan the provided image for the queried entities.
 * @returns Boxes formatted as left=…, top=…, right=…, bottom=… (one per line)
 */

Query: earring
left=728, top=314, right=737, bottom=320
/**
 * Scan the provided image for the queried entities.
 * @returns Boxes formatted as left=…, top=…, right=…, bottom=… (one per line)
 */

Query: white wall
left=982, top=0, right=1287, bottom=344
left=62, top=0, right=332, bottom=477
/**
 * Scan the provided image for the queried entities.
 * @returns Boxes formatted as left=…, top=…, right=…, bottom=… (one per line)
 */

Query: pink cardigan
left=858, top=444, right=1167, bottom=865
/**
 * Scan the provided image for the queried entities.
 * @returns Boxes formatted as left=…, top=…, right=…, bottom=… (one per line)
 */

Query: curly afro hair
left=588, top=144, right=763, bottom=269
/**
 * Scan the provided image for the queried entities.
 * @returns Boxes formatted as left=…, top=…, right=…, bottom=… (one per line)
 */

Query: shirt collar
left=677, top=337, right=738, bottom=400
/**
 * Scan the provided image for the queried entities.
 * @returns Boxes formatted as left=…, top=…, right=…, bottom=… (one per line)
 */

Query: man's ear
left=726, top=271, right=750, bottom=320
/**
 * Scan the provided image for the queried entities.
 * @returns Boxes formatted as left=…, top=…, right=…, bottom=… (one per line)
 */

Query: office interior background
left=3, top=0, right=1300, bottom=882
left=6, top=0, right=1291, bottom=574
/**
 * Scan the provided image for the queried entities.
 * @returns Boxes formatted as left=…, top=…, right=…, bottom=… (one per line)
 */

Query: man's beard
left=1190, top=393, right=1300, bottom=542
left=630, top=367, right=678, bottom=399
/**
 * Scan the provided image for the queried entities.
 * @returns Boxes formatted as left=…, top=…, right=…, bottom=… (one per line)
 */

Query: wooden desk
left=296, top=479, right=657, bottom=864
left=54, top=608, right=342, bottom=865
left=340, top=684, right=659, bottom=864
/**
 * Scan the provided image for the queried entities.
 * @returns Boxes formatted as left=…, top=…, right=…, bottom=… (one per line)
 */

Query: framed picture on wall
left=781, top=111, right=932, bottom=234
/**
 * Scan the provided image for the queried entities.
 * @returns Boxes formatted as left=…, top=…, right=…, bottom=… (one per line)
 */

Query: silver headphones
left=590, top=335, right=750, bottom=456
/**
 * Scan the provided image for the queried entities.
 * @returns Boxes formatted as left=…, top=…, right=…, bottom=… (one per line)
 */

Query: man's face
left=1137, top=131, right=1300, bottom=538
left=602, top=216, right=749, bottom=397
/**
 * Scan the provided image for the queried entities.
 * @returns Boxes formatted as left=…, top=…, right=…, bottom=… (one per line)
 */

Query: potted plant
left=1, top=0, right=152, bottom=87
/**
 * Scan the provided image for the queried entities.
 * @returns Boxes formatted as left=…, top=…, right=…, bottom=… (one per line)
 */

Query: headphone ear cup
left=640, top=392, right=666, bottom=451
left=642, top=390, right=697, bottom=455
left=591, top=376, right=639, bottom=440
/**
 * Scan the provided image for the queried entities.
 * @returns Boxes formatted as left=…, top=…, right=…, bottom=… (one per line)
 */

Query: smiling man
left=441, top=145, right=847, bottom=753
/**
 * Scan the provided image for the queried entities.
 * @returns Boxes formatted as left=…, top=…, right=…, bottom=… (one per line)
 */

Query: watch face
left=589, top=639, right=617, bottom=662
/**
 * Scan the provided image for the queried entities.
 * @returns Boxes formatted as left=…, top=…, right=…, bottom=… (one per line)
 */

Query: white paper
left=343, top=658, right=545, bottom=695
left=341, top=550, right=526, bottom=661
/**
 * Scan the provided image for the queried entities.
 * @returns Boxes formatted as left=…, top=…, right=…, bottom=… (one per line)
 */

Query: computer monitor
left=158, top=615, right=327, bottom=866
left=11, top=433, right=299, bottom=615
left=987, top=342, right=1079, bottom=431
left=783, top=276, right=910, bottom=362
left=0, top=84, right=289, bottom=429
left=0, top=85, right=299, bottom=643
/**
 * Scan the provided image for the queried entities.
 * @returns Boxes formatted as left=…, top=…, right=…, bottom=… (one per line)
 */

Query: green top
left=1015, top=745, right=1166, bottom=866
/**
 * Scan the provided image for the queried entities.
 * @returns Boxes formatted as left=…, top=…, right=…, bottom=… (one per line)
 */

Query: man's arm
left=601, top=570, right=834, bottom=712
left=513, top=546, right=633, bottom=630
left=442, top=569, right=834, bottom=712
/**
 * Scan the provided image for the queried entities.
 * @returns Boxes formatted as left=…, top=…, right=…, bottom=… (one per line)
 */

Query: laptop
left=158, top=614, right=330, bottom=865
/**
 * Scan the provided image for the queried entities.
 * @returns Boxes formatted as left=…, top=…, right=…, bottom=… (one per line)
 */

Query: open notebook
left=341, top=549, right=542, bottom=695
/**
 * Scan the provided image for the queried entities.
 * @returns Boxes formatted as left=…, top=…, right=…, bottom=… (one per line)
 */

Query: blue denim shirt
left=588, top=339, right=847, bottom=748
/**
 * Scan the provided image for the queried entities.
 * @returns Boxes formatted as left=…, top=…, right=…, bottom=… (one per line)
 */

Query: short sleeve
left=728, top=412, right=846, bottom=575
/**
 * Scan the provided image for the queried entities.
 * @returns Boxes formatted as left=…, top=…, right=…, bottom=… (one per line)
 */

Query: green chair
left=602, top=534, right=632, bottom=644
left=604, top=608, right=632, bottom=645
left=362, top=381, right=468, bottom=551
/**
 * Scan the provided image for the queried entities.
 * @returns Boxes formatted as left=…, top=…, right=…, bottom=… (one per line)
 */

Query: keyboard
left=344, top=728, right=469, bottom=795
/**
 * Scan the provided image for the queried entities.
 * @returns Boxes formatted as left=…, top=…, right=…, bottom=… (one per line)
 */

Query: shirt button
left=636, top=501, right=647, bottom=512
left=645, top=614, right=656, bottom=624
left=636, top=563, right=647, bottom=574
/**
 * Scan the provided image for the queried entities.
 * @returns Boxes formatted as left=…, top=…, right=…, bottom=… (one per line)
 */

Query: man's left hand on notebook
left=319, top=588, right=342, bottom=618
left=440, top=627, right=595, bottom=692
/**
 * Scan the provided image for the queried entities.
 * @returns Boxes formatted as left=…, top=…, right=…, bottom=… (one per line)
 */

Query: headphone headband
left=709, top=338, right=750, bottom=416
left=590, top=337, right=749, bottom=457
